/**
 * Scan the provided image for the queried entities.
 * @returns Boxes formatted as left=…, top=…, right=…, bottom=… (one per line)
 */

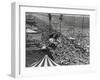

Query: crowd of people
left=39, top=29, right=89, bottom=65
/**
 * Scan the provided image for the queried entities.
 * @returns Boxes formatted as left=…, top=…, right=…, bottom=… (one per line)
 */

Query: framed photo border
left=11, top=2, right=97, bottom=78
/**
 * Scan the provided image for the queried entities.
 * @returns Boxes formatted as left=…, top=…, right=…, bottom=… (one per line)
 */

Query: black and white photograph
left=25, top=12, right=90, bottom=67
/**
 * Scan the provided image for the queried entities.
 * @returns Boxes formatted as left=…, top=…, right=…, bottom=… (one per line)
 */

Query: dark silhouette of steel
left=82, top=16, right=84, bottom=33
left=59, top=14, right=63, bottom=33
left=48, top=13, right=52, bottom=34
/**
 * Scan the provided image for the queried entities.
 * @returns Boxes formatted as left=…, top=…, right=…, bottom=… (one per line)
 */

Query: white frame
left=11, top=2, right=96, bottom=78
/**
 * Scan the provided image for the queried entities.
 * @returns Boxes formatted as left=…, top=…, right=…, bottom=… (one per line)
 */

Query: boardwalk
left=30, top=55, right=59, bottom=67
